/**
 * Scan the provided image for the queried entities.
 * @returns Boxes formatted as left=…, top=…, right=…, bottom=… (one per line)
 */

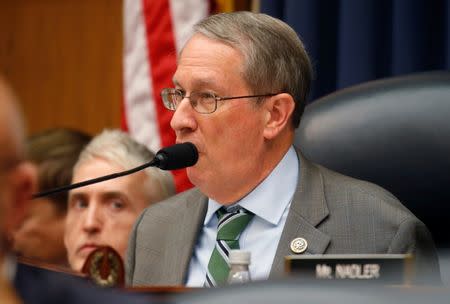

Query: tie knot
left=216, top=207, right=254, bottom=241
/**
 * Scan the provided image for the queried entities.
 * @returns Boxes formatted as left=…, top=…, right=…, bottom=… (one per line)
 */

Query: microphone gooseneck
left=32, top=142, right=198, bottom=199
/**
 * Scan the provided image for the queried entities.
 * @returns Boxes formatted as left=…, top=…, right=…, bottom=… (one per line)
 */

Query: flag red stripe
left=141, top=0, right=193, bottom=192
left=120, top=82, right=129, bottom=131
left=142, top=0, right=176, bottom=148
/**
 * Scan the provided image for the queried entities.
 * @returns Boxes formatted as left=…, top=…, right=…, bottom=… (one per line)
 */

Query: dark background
left=261, top=0, right=450, bottom=101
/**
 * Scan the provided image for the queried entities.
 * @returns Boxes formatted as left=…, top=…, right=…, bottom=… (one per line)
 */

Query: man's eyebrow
left=172, top=78, right=218, bottom=90
left=101, top=191, right=126, bottom=200
left=68, top=192, right=86, bottom=201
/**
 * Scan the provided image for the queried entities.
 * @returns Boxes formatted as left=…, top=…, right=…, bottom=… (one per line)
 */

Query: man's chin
left=186, top=167, right=202, bottom=187
left=68, top=257, right=84, bottom=273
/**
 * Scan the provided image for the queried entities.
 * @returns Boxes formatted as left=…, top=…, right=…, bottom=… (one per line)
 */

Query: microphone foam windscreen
left=156, top=142, right=198, bottom=170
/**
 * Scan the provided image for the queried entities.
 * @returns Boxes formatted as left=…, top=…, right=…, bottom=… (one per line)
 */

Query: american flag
left=122, top=0, right=211, bottom=192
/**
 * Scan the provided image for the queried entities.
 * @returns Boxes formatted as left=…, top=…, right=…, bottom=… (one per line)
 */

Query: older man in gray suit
left=126, top=11, right=439, bottom=287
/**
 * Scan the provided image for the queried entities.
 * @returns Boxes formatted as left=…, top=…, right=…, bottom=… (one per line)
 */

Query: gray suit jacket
left=126, top=149, right=440, bottom=286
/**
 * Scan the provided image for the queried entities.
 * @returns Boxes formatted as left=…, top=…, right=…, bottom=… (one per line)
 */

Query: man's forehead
left=74, top=156, right=123, bottom=175
left=70, top=169, right=146, bottom=197
left=177, top=34, right=242, bottom=68
left=174, top=36, right=245, bottom=93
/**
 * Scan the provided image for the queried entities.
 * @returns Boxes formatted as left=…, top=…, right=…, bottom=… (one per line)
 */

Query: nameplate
left=285, top=254, right=414, bottom=284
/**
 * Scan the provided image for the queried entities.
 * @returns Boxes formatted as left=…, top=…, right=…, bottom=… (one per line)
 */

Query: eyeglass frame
left=160, top=88, right=278, bottom=114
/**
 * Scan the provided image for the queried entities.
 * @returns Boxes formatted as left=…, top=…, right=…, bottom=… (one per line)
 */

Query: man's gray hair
left=74, top=129, right=175, bottom=203
left=193, top=11, right=313, bottom=128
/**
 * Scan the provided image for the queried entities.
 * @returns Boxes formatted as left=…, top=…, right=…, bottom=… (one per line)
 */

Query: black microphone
left=152, top=141, right=198, bottom=170
left=32, top=142, right=198, bottom=199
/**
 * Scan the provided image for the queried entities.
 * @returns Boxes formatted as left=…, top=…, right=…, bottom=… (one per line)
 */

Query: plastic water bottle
left=227, top=250, right=251, bottom=284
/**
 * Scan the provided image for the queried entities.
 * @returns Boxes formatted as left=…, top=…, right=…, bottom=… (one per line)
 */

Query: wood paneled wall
left=0, top=0, right=123, bottom=137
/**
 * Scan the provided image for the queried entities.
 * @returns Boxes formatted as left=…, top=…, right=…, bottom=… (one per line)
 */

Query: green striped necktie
left=204, top=207, right=254, bottom=287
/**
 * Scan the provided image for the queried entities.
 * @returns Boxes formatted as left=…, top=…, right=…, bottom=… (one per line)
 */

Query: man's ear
left=6, top=162, right=37, bottom=231
left=263, top=93, right=295, bottom=140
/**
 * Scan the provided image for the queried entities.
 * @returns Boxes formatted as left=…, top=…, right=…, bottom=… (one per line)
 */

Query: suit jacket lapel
left=269, top=150, right=331, bottom=278
left=165, top=189, right=208, bottom=284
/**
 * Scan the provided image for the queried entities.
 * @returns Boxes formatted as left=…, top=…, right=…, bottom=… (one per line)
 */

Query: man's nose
left=82, top=203, right=102, bottom=233
left=170, top=97, right=197, bottom=133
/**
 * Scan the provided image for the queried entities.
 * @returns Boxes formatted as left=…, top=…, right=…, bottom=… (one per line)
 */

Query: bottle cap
left=229, top=250, right=251, bottom=265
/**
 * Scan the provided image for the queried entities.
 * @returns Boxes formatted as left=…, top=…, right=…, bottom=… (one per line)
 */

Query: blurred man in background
left=64, top=129, right=175, bottom=272
left=0, top=77, right=154, bottom=304
left=0, top=75, right=36, bottom=303
left=0, top=76, right=156, bottom=304
left=12, top=128, right=91, bottom=267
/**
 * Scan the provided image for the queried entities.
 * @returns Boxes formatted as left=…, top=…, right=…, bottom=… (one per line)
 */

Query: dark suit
left=126, top=149, right=440, bottom=285
left=14, top=262, right=150, bottom=304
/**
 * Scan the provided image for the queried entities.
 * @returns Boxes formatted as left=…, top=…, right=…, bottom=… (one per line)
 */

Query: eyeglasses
left=160, top=88, right=277, bottom=114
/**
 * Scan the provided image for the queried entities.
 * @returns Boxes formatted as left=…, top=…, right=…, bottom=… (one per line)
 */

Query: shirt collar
left=205, top=146, right=299, bottom=225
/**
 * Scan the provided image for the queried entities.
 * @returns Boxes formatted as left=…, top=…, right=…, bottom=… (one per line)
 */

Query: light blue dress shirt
left=186, top=146, right=299, bottom=286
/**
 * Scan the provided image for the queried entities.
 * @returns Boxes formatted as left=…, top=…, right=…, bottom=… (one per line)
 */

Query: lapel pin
left=290, top=237, right=308, bottom=254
